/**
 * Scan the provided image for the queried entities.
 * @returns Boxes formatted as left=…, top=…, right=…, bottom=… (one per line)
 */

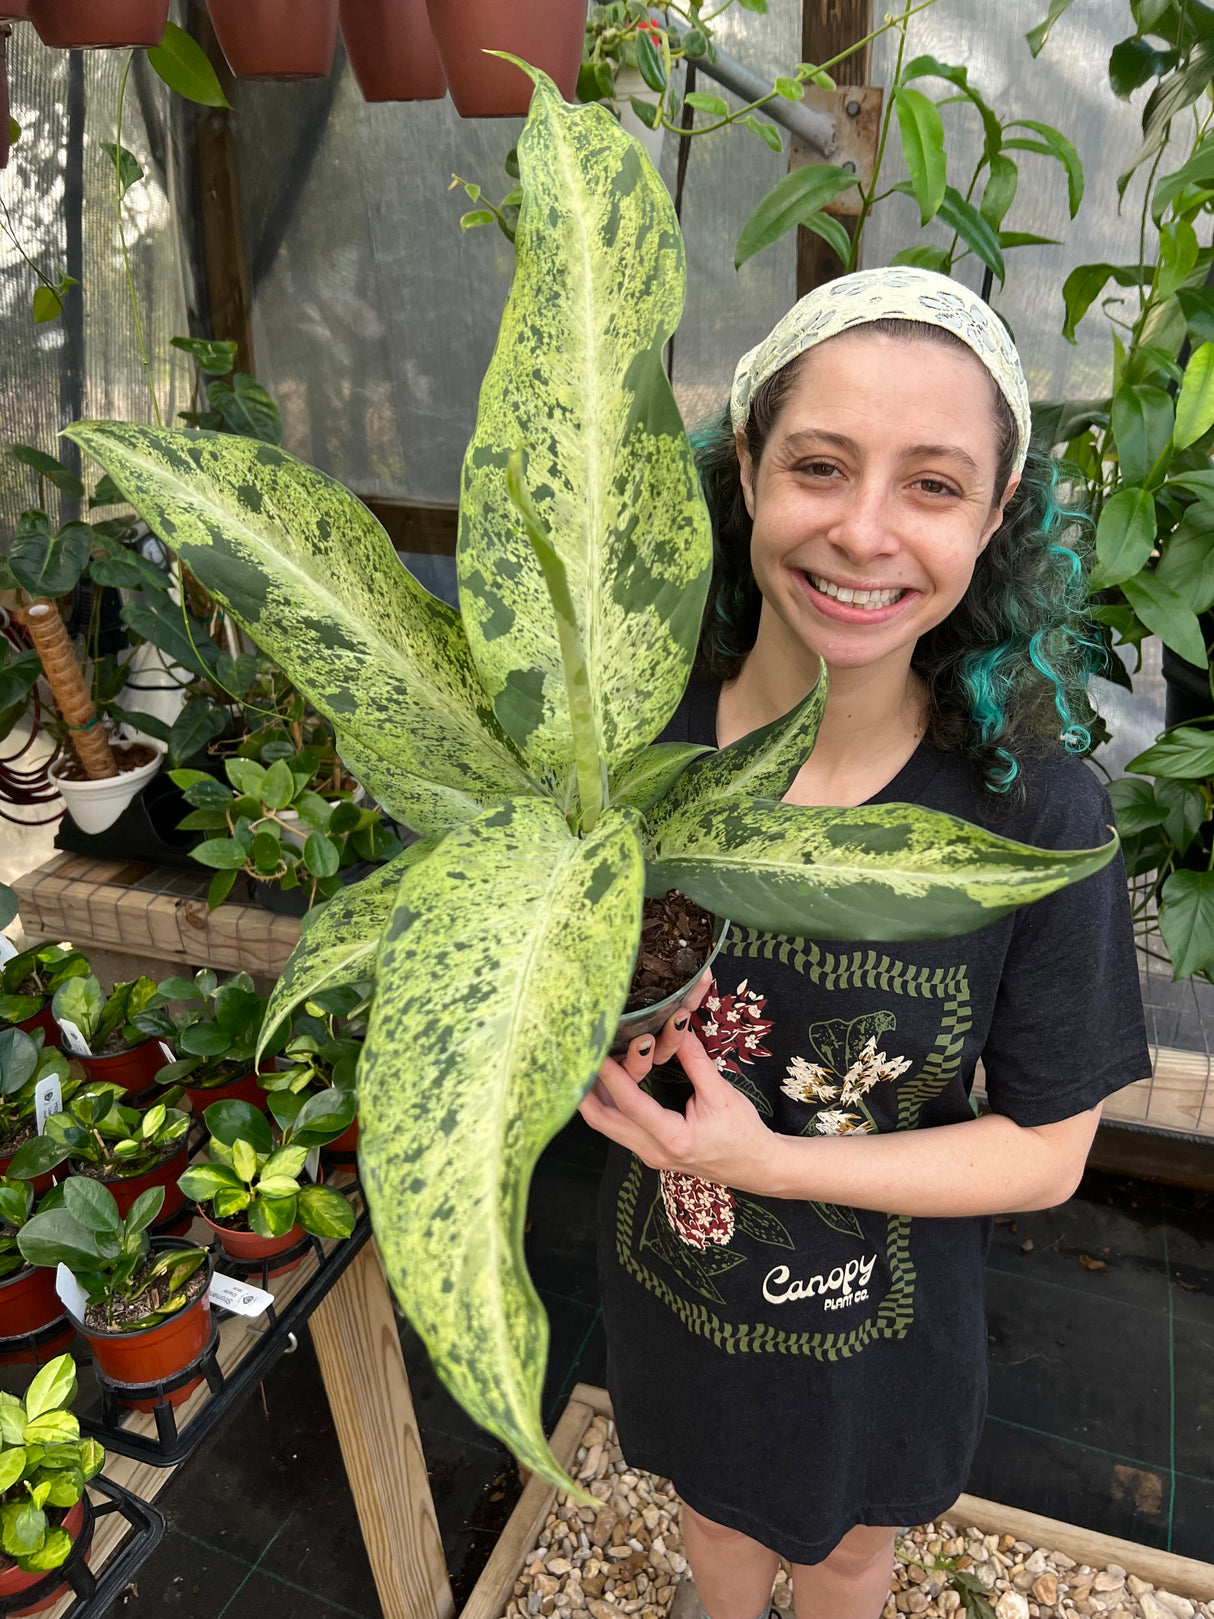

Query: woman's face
left=738, top=331, right=1019, bottom=676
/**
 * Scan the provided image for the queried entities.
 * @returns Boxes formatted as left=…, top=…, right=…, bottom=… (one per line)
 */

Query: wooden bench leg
left=310, top=1239, right=456, bottom=1619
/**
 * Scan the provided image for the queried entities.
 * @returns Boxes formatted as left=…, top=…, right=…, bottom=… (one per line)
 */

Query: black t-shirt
left=597, top=675, right=1151, bottom=1563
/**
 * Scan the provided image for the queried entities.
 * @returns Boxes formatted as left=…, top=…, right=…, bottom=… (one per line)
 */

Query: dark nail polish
left=674, top=1013, right=690, bottom=1031
left=637, top=1040, right=654, bottom=1057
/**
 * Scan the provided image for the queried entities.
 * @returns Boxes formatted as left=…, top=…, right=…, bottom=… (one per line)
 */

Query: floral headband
left=729, top=267, right=1032, bottom=475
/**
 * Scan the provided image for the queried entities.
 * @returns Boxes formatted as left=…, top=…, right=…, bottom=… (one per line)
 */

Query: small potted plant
left=0, top=1178, right=75, bottom=1362
left=134, top=970, right=278, bottom=1113
left=0, top=1353, right=105, bottom=1616
left=0, top=945, right=90, bottom=1047
left=262, top=987, right=363, bottom=1160
left=0, top=1029, right=76, bottom=1192
left=18, top=1180, right=211, bottom=1409
left=179, top=1095, right=355, bottom=1276
left=10, top=1085, right=192, bottom=1229
left=49, top=974, right=162, bottom=1093
left=172, top=738, right=401, bottom=914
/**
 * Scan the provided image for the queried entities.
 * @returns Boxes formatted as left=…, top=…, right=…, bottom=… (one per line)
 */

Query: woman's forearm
left=764, top=1110, right=1081, bottom=1218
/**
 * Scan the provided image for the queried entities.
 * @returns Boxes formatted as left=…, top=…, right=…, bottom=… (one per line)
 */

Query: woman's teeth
left=808, top=573, right=906, bottom=609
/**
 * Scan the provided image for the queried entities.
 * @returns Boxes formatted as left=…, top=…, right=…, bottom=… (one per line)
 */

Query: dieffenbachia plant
left=65, top=68, right=1116, bottom=1496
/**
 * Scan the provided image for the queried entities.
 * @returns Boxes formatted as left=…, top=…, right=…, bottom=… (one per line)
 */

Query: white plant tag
left=208, top=1273, right=274, bottom=1318
left=55, top=1264, right=88, bottom=1322
left=159, top=1041, right=175, bottom=1067
left=34, top=1075, right=62, bottom=1134
left=57, top=1020, right=92, bottom=1058
left=0, top=935, right=16, bottom=967
left=304, top=1147, right=320, bottom=1183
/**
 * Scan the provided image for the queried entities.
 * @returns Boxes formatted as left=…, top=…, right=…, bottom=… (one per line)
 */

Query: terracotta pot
left=10, top=1005, right=60, bottom=1049
left=0, top=4, right=31, bottom=19
left=0, top=1262, right=65, bottom=1339
left=340, top=0, right=445, bottom=102
left=73, top=1243, right=213, bottom=1411
left=206, top=0, right=339, bottom=79
left=0, top=1145, right=54, bottom=1197
left=76, top=1037, right=167, bottom=1097
left=77, top=1139, right=190, bottom=1224
left=28, top=0, right=168, bottom=49
left=0, top=1497, right=88, bottom=1616
left=181, top=1067, right=267, bottom=1116
left=199, top=1204, right=309, bottom=1278
left=424, top=0, right=584, bottom=116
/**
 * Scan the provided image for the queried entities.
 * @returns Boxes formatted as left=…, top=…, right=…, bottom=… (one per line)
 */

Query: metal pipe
left=689, top=48, right=836, bottom=158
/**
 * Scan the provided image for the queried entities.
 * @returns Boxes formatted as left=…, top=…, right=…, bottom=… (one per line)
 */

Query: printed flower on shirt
left=659, top=1170, right=737, bottom=1250
left=781, top=1018, right=914, bottom=1135
left=691, top=979, right=773, bottom=1076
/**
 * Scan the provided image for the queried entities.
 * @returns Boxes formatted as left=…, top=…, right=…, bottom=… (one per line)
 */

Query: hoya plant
left=0, top=945, right=89, bottom=1032
left=9, top=1086, right=190, bottom=1185
left=17, top=1181, right=207, bottom=1332
left=179, top=1096, right=356, bottom=1239
left=262, top=987, right=365, bottom=1099
left=0, top=1176, right=47, bottom=1280
left=67, top=70, right=1116, bottom=1492
left=0, top=1355, right=104, bottom=1575
left=0, top=1029, right=75, bottom=1152
left=133, top=969, right=279, bottom=1090
left=50, top=975, right=158, bottom=1058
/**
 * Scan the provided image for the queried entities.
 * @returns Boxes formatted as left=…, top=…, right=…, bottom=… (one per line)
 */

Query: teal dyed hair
left=693, top=320, right=1102, bottom=798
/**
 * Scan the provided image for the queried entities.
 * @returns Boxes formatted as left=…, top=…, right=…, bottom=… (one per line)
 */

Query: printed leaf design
left=807, top=1012, right=897, bottom=1074
left=647, top=672, right=828, bottom=836
left=357, top=797, right=644, bottom=1495
left=809, top=1201, right=867, bottom=1242
left=63, top=423, right=536, bottom=835
left=648, top=798, right=1118, bottom=940
left=639, top=1197, right=744, bottom=1301
left=257, top=837, right=440, bottom=1062
left=456, top=68, right=712, bottom=775
left=732, top=1196, right=795, bottom=1248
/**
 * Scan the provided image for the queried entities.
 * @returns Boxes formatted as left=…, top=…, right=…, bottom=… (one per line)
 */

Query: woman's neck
left=716, top=606, right=929, bottom=808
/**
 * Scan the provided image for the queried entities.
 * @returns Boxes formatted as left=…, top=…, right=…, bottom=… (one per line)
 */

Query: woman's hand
left=578, top=976, right=775, bottom=1193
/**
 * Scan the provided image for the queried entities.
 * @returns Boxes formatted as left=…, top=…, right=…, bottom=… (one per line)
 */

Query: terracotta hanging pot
left=423, top=0, right=585, bottom=117
left=340, top=0, right=445, bottom=102
left=206, top=0, right=340, bottom=80
left=27, top=0, right=169, bottom=48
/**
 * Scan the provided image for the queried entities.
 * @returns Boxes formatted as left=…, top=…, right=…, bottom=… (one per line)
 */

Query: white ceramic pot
left=277, top=786, right=367, bottom=851
left=49, top=741, right=165, bottom=834
left=613, top=67, right=665, bottom=172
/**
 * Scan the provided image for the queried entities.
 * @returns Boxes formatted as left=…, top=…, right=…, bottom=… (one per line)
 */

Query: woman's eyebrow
left=779, top=429, right=983, bottom=481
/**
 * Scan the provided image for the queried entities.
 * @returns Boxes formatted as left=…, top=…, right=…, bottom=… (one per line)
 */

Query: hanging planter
left=27, top=0, right=169, bottom=48
left=340, top=0, right=445, bottom=102
left=206, top=0, right=340, bottom=80
left=423, top=0, right=585, bottom=117
left=613, top=67, right=664, bottom=171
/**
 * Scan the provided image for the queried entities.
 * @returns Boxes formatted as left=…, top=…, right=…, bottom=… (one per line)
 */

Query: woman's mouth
left=797, top=571, right=919, bottom=622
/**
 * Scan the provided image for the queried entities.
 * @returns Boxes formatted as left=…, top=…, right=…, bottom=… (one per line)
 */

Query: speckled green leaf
left=257, top=837, right=439, bottom=1062
left=63, top=423, right=536, bottom=835
left=609, top=742, right=713, bottom=815
left=647, top=798, right=1118, bottom=939
left=358, top=796, right=643, bottom=1491
left=646, top=671, right=828, bottom=836
left=457, top=70, right=711, bottom=774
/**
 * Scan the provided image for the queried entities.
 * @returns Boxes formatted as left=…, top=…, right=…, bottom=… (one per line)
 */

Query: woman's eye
left=915, top=477, right=960, bottom=497
left=799, top=460, right=839, bottom=478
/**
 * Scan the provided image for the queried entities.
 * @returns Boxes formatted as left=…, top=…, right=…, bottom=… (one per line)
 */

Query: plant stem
left=114, top=53, right=161, bottom=428
left=847, top=0, right=914, bottom=272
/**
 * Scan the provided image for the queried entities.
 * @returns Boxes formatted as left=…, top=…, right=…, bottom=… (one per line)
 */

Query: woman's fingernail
left=636, top=1040, right=654, bottom=1056
left=674, top=1013, right=690, bottom=1031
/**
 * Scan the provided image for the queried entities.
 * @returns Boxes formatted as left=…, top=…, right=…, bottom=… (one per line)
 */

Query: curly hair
left=692, top=318, right=1101, bottom=799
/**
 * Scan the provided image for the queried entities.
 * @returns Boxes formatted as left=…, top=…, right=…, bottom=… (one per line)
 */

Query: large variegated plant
left=66, top=68, right=1115, bottom=1496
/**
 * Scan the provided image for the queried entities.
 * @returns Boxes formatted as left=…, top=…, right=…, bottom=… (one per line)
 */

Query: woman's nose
left=825, top=482, right=901, bottom=562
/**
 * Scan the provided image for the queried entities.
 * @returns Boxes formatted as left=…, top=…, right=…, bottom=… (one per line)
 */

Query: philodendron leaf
left=256, top=836, right=440, bottom=1062
left=358, top=795, right=644, bottom=1494
left=63, top=423, right=536, bottom=836
left=647, top=798, right=1118, bottom=940
left=457, top=68, right=712, bottom=776
left=646, top=672, right=828, bottom=836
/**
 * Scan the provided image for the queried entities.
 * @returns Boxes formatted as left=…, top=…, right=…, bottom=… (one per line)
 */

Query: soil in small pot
left=72, top=1134, right=183, bottom=1184
left=624, top=891, right=717, bottom=1012
left=54, top=740, right=157, bottom=784
left=187, top=1059, right=248, bottom=1089
left=0, top=1121, right=35, bottom=1160
left=82, top=1251, right=208, bottom=1334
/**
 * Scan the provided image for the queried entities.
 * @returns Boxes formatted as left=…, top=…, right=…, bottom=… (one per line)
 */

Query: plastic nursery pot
left=0, top=1262, right=66, bottom=1341
left=11, top=1003, right=60, bottom=1050
left=206, top=0, right=339, bottom=79
left=68, top=1240, right=214, bottom=1411
left=181, top=1067, right=269, bottom=1116
left=48, top=742, right=165, bottom=836
left=423, top=0, right=585, bottom=116
left=28, top=0, right=168, bottom=46
left=609, top=913, right=731, bottom=1058
left=339, top=0, right=445, bottom=101
left=77, top=1138, right=190, bottom=1224
left=0, top=1496, right=88, bottom=1616
left=76, top=1037, right=167, bottom=1097
left=321, top=1114, right=359, bottom=1160
left=0, top=1146, right=54, bottom=1197
left=197, top=1168, right=326, bottom=1279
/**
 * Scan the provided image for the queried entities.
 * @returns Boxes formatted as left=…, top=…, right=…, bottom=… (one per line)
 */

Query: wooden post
left=190, top=2, right=255, bottom=372
left=797, top=0, right=873, bottom=296
left=309, top=1241, right=456, bottom=1619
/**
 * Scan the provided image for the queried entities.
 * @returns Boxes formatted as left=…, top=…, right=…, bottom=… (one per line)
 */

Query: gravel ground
left=498, top=1418, right=1213, bottom=1619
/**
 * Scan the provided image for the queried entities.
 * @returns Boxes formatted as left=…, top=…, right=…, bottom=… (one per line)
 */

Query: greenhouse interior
left=0, top=1, right=1212, bottom=1617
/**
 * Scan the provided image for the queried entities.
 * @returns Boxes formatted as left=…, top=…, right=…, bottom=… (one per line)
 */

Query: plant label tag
left=208, top=1273, right=273, bottom=1318
left=54, top=1264, right=88, bottom=1322
left=158, top=1041, right=175, bottom=1069
left=34, top=1076, right=62, bottom=1134
left=0, top=935, right=16, bottom=967
left=304, top=1147, right=320, bottom=1182
left=57, top=1020, right=91, bottom=1057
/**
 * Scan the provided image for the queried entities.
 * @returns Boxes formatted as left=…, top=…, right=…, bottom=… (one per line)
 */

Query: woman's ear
left=980, top=469, right=1021, bottom=553
left=736, top=428, right=756, bottom=519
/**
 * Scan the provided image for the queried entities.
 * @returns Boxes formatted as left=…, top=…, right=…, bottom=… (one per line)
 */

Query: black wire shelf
left=0, top=1475, right=164, bottom=1618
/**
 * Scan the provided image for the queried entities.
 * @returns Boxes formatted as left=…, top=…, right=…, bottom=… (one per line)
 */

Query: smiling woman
left=579, top=268, right=1153, bottom=1619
